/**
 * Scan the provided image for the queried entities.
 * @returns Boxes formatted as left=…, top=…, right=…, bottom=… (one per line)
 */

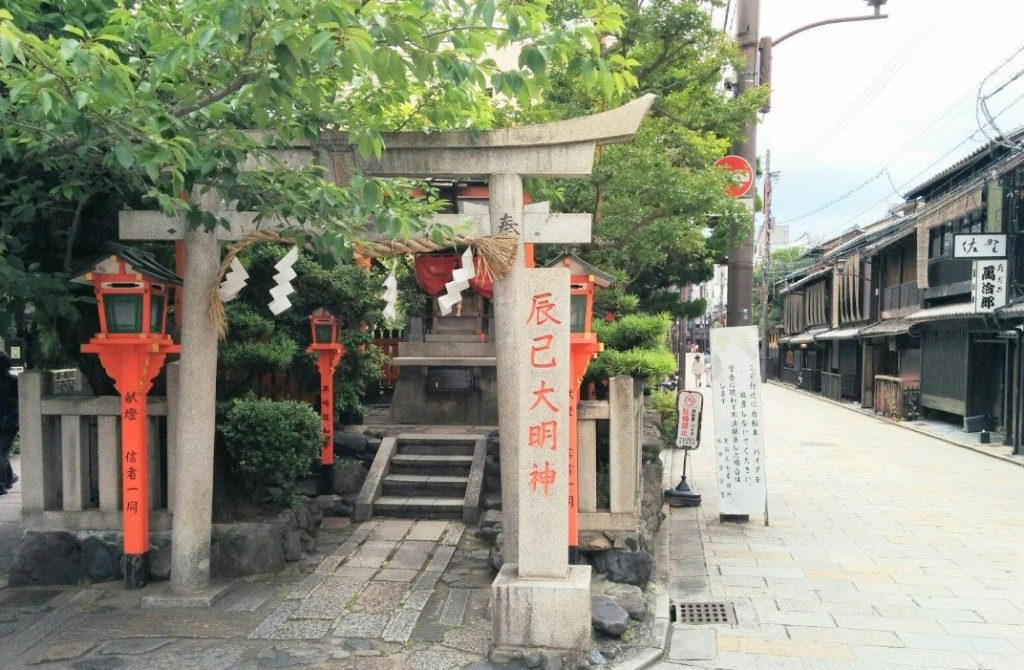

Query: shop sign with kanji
left=972, top=260, right=1007, bottom=312
left=954, top=234, right=1006, bottom=259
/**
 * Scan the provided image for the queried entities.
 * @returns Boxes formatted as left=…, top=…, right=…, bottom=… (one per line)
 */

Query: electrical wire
left=839, top=85, right=1024, bottom=228
left=975, top=41, right=1024, bottom=147
left=782, top=56, right=1024, bottom=236
left=977, top=48, right=1024, bottom=150
left=775, top=4, right=952, bottom=171
left=776, top=170, right=888, bottom=224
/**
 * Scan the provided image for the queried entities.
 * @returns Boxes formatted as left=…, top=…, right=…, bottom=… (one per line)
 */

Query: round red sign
left=714, top=155, right=754, bottom=198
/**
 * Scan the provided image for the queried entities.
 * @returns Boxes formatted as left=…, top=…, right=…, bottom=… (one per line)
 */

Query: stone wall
left=8, top=499, right=326, bottom=587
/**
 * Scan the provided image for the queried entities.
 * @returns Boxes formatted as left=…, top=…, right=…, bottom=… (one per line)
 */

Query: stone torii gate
left=120, top=95, right=653, bottom=650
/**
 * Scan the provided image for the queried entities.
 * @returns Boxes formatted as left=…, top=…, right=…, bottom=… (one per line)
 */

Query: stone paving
left=655, top=382, right=1024, bottom=670
left=0, top=518, right=497, bottom=669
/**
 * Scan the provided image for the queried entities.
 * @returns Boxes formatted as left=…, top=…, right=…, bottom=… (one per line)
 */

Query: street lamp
left=726, top=0, right=889, bottom=331
left=307, top=308, right=346, bottom=465
left=73, top=245, right=181, bottom=589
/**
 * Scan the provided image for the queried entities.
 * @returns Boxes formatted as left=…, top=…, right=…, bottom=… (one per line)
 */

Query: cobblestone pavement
left=656, top=383, right=1024, bottom=670
left=0, top=518, right=496, bottom=669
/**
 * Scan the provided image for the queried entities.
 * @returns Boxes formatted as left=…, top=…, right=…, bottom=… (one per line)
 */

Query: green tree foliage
left=753, top=245, right=812, bottom=327
left=532, top=0, right=766, bottom=316
left=221, top=243, right=386, bottom=422
left=0, top=0, right=632, bottom=359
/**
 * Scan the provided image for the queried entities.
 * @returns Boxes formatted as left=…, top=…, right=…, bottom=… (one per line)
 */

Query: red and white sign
left=714, top=155, right=754, bottom=198
left=676, top=391, right=703, bottom=449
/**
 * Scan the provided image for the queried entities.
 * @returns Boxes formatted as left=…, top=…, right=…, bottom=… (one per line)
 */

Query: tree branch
left=172, top=73, right=251, bottom=117
left=63, top=191, right=92, bottom=272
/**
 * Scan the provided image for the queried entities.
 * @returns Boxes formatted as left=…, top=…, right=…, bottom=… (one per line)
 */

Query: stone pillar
left=97, top=415, right=120, bottom=512
left=489, top=172, right=524, bottom=565
left=165, top=361, right=179, bottom=511
left=491, top=262, right=591, bottom=655
left=169, top=227, right=220, bottom=595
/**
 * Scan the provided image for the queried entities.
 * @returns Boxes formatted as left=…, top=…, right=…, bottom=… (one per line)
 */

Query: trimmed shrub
left=219, top=397, right=321, bottom=502
left=588, top=348, right=677, bottom=384
left=593, top=313, right=671, bottom=351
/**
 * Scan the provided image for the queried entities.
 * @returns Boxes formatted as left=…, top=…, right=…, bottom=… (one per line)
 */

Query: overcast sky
left=744, top=0, right=1024, bottom=245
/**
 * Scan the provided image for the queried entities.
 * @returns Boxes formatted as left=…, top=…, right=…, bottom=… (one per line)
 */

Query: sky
left=743, top=0, right=1024, bottom=245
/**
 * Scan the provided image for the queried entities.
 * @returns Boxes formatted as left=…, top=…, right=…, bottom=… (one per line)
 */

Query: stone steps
left=373, top=496, right=464, bottom=519
left=424, top=333, right=483, bottom=343
left=355, top=431, right=487, bottom=523
left=390, top=453, right=474, bottom=476
left=382, top=474, right=469, bottom=496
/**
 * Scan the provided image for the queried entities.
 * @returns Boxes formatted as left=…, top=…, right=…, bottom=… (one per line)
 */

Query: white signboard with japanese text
left=676, top=391, right=703, bottom=449
left=954, top=234, right=1007, bottom=259
left=972, top=260, right=1008, bottom=312
left=709, top=327, right=767, bottom=516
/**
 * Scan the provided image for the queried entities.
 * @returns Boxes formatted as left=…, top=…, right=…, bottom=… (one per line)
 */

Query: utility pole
left=726, top=0, right=759, bottom=328
left=759, top=150, right=773, bottom=382
left=727, top=0, right=889, bottom=329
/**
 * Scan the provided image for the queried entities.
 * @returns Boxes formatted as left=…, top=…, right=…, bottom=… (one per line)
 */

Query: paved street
left=657, top=383, right=1024, bottom=670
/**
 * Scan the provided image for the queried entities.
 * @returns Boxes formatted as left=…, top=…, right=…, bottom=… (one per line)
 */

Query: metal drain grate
left=671, top=601, right=737, bottom=625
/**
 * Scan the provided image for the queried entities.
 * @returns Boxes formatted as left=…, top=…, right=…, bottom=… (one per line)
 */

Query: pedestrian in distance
left=692, top=354, right=706, bottom=389
left=0, top=353, right=19, bottom=495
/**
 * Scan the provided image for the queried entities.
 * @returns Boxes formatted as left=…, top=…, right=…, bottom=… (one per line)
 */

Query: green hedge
left=648, top=389, right=677, bottom=443
left=218, top=397, right=321, bottom=502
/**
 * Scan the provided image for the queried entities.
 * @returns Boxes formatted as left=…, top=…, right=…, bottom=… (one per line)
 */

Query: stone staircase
left=355, top=433, right=487, bottom=522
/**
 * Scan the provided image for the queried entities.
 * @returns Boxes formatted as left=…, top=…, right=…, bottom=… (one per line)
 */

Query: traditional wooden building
left=856, top=215, right=923, bottom=415
left=903, top=137, right=1024, bottom=442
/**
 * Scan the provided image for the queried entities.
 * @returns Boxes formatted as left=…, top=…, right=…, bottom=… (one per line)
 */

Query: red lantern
left=307, top=309, right=346, bottom=465
left=73, top=247, right=181, bottom=589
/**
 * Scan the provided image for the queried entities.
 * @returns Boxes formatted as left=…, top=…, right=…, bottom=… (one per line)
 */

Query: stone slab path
left=654, top=383, right=1024, bottom=670
left=0, top=518, right=497, bottom=669
left=251, top=519, right=463, bottom=643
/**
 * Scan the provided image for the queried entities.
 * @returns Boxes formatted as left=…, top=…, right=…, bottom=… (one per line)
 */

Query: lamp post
left=548, top=253, right=612, bottom=562
left=727, top=0, right=889, bottom=328
left=307, top=308, right=346, bottom=465
left=74, top=247, right=181, bottom=589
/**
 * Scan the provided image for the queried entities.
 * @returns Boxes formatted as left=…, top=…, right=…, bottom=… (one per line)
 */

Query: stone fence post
left=18, top=371, right=60, bottom=512
left=608, top=375, right=641, bottom=515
